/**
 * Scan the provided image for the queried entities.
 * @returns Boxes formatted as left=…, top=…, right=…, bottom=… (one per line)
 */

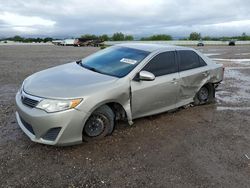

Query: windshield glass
left=80, top=46, right=150, bottom=77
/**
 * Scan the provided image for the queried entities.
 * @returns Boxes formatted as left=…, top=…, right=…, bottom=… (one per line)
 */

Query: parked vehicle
left=74, top=38, right=104, bottom=47
left=197, top=40, right=204, bottom=46
left=61, top=39, right=75, bottom=46
left=229, top=40, right=236, bottom=46
left=15, top=43, right=224, bottom=146
left=51, top=40, right=64, bottom=45
left=73, top=38, right=91, bottom=47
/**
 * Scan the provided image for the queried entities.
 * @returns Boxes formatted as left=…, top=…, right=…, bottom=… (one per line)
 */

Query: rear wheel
left=194, top=84, right=215, bottom=105
left=83, top=105, right=114, bottom=141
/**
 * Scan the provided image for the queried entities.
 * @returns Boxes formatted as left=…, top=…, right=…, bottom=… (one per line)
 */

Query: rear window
left=179, top=50, right=206, bottom=71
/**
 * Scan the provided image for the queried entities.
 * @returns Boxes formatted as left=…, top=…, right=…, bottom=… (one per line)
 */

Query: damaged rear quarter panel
left=179, top=64, right=223, bottom=102
left=179, top=67, right=210, bottom=101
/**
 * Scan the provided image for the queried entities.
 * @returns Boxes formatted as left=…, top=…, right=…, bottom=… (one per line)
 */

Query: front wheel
left=83, top=105, right=115, bottom=142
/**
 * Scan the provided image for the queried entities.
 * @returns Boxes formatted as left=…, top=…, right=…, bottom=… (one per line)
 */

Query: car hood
left=23, top=62, right=118, bottom=98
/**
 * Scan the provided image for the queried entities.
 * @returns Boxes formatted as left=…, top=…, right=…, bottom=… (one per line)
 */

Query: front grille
left=20, top=117, right=35, bottom=135
left=21, top=96, right=39, bottom=108
left=42, top=127, right=61, bottom=141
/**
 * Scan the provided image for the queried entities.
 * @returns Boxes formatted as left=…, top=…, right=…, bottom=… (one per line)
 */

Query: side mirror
left=139, top=71, right=155, bottom=81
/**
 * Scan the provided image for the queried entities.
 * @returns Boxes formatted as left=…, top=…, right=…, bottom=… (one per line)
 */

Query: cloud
left=0, top=12, right=55, bottom=27
left=0, top=0, right=250, bottom=37
left=0, top=11, right=55, bottom=34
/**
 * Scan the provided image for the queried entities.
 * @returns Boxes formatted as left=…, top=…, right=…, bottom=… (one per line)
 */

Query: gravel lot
left=0, top=45, right=250, bottom=187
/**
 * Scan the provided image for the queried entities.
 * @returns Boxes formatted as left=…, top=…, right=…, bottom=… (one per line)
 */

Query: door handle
left=202, top=71, right=209, bottom=76
left=171, top=78, right=177, bottom=84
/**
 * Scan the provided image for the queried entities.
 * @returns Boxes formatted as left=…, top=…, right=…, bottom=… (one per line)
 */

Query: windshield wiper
left=86, top=67, right=101, bottom=74
left=78, top=61, right=119, bottom=78
left=80, top=63, right=103, bottom=74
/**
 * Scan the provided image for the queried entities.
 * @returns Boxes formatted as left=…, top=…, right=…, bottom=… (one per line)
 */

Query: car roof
left=116, top=43, right=191, bottom=52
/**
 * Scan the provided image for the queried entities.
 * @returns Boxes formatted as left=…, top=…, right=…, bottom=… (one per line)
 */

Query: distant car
left=15, top=43, right=224, bottom=146
left=197, top=42, right=204, bottom=46
left=52, top=40, right=64, bottom=45
left=62, top=39, right=75, bottom=46
left=73, top=38, right=91, bottom=47
left=74, top=38, right=104, bottom=47
left=229, top=40, right=236, bottom=46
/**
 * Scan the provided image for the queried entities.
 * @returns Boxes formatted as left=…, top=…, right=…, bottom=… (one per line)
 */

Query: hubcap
left=199, top=87, right=209, bottom=101
left=84, top=114, right=106, bottom=137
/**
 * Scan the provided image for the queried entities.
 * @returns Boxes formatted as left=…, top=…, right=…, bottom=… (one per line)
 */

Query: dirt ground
left=0, top=45, right=250, bottom=188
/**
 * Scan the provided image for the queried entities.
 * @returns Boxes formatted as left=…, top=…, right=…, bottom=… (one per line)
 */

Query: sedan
left=16, top=43, right=224, bottom=146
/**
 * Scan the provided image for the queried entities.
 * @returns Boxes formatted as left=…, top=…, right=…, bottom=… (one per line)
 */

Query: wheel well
left=106, top=102, right=127, bottom=121
left=194, top=82, right=215, bottom=105
left=203, top=83, right=215, bottom=97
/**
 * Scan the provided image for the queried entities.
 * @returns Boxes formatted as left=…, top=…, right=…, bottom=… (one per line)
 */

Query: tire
left=83, top=105, right=115, bottom=142
left=194, top=84, right=215, bottom=105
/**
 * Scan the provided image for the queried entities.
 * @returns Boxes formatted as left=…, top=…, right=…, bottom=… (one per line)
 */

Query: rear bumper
left=15, top=91, right=89, bottom=146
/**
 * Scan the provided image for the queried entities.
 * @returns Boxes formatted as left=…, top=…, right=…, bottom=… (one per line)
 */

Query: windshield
left=80, top=46, right=150, bottom=77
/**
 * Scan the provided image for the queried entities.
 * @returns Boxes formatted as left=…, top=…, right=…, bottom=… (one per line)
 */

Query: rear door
left=131, top=51, right=180, bottom=118
left=177, top=50, right=209, bottom=105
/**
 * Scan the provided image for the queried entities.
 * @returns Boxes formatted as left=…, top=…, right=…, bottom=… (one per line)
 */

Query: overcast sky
left=0, top=0, right=250, bottom=38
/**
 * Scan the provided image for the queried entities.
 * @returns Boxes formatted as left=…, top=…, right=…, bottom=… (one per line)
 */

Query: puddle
left=225, top=69, right=250, bottom=82
left=204, top=53, right=221, bottom=57
left=235, top=53, right=250, bottom=56
left=216, top=68, right=250, bottom=106
left=217, top=106, right=250, bottom=111
left=189, top=47, right=250, bottom=111
left=213, top=58, right=250, bottom=66
left=212, top=58, right=250, bottom=66
left=227, top=67, right=250, bottom=70
left=213, top=58, right=250, bottom=62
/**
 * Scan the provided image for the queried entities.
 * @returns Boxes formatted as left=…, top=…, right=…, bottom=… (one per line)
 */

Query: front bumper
left=15, top=91, right=89, bottom=146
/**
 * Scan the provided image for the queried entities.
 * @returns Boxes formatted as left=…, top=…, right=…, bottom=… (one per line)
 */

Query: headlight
left=36, top=98, right=82, bottom=113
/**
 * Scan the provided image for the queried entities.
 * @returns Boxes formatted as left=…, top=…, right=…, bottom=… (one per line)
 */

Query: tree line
left=79, top=33, right=134, bottom=41
left=2, top=32, right=250, bottom=42
left=183, top=32, right=250, bottom=41
left=2, top=35, right=53, bottom=43
left=80, top=32, right=250, bottom=41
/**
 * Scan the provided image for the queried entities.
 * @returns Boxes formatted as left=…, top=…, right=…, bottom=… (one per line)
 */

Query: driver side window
left=143, top=51, right=178, bottom=77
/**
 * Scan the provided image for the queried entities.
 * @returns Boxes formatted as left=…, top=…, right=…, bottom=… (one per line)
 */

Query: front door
left=130, top=51, right=180, bottom=119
